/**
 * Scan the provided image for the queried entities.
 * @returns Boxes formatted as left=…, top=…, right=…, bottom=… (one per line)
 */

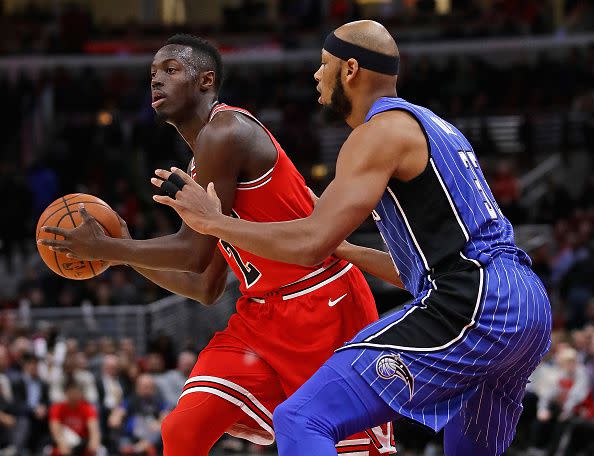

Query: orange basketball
left=36, top=194, right=122, bottom=280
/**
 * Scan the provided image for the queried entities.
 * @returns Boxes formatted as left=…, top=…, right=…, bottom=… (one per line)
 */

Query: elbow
left=193, top=280, right=225, bottom=307
left=183, top=253, right=211, bottom=274
left=196, top=289, right=220, bottom=306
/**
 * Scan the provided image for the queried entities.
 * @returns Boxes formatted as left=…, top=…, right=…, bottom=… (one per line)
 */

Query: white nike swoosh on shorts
left=328, top=293, right=348, bottom=307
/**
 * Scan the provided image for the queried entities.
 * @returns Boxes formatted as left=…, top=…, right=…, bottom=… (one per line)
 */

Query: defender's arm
left=335, top=242, right=403, bottom=288
left=153, top=111, right=421, bottom=267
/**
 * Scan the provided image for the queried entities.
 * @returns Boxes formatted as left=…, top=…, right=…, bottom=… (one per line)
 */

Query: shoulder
left=197, top=110, right=257, bottom=153
left=48, top=402, right=62, bottom=418
left=349, top=110, right=426, bottom=161
left=49, top=402, right=62, bottom=412
left=359, top=110, right=425, bottom=147
left=83, top=401, right=97, bottom=415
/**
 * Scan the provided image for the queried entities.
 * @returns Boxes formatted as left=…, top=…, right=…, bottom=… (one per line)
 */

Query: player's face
left=314, top=51, right=352, bottom=119
left=150, top=45, right=200, bottom=122
left=314, top=50, right=334, bottom=106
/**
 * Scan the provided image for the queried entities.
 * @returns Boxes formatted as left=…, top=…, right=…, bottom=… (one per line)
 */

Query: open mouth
left=151, top=93, right=166, bottom=108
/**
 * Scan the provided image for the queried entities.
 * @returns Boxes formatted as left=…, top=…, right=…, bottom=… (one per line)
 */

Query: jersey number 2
left=220, top=210, right=262, bottom=288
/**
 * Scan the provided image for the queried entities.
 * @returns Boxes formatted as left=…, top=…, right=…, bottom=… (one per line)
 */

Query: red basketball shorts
left=180, top=260, right=396, bottom=454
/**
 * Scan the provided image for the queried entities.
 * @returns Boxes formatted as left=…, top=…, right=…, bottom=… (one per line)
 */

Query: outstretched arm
left=152, top=112, right=417, bottom=267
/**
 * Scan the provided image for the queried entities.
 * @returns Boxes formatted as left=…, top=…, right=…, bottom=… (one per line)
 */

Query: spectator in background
left=11, top=352, right=49, bottom=455
left=49, top=352, right=98, bottom=405
left=118, top=339, right=136, bottom=363
left=0, top=346, right=16, bottom=455
left=94, top=354, right=123, bottom=453
left=147, top=334, right=176, bottom=371
left=142, top=353, right=165, bottom=379
left=118, top=360, right=140, bottom=399
left=154, top=350, right=196, bottom=410
left=560, top=240, right=594, bottom=329
left=529, top=346, right=594, bottom=454
left=48, top=380, right=101, bottom=456
left=586, top=334, right=594, bottom=387
left=109, top=374, right=165, bottom=456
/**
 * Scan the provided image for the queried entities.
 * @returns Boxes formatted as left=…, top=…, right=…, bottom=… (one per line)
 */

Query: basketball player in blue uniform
left=150, top=20, right=552, bottom=456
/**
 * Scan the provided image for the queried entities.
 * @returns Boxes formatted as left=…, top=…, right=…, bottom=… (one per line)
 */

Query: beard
left=325, top=72, right=352, bottom=119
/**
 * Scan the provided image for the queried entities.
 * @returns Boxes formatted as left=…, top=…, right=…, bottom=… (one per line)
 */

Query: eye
left=166, top=67, right=176, bottom=74
left=150, top=71, right=156, bottom=78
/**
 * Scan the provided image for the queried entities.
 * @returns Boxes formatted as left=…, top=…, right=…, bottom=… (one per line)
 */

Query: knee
left=273, top=399, right=302, bottom=438
left=161, top=409, right=192, bottom=447
left=273, top=398, right=334, bottom=442
left=161, top=411, right=177, bottom=445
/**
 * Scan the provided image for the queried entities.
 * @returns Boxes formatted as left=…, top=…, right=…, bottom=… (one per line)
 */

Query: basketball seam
left=38, top=197, right=115, bottom=279
left=61, top=197, right=97, bottom=277
left=45, top=194, right=82, bottom=210
left=37, top=200, right=110, bottom=236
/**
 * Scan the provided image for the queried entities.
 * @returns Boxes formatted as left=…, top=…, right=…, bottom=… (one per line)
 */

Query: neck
left=346, top=88, right=397, bottom=128
left=173, top=96, right=218, bottom=150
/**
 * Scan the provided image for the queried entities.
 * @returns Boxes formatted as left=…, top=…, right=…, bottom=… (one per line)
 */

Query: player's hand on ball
left=38, top=204, right=108, bottom=260
left=116, top=214, right=132, bottom=240
left=151, top=167, right=222, bottom=234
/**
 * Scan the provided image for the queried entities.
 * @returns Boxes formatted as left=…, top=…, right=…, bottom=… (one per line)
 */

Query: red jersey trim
left=249, top=261, right=353, bottom=303
left=336, top=437, right=372, bottom=455
left=237, top=167, right=274, bottom=190
left=179, top=376, right=274, bottom=445
left=209, top=103, right=280, bottom=191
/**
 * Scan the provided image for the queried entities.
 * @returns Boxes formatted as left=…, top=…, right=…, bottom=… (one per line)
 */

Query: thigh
left=279, top=348, right=399, bottom=445
left=185, top=331, right=286, bottom=445
left=448, top=375, right=529, bottom=456
left=163, top=392, right=244, bottom=456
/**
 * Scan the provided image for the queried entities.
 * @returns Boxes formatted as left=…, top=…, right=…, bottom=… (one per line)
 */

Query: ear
left=345, top=58, right=359, bottom=83
left=199, top=70, right=216, bottom=92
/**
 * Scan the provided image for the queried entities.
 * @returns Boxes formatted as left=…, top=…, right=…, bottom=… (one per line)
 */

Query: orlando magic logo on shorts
left=375, top=354, right=414, bottom=399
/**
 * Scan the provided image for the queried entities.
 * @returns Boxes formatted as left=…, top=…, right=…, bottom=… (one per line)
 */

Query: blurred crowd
left=0, top=320, right=210, bottom=456
left=1, top=0, right=593, bottom=55
left=509, top=171, right=594, bottom=455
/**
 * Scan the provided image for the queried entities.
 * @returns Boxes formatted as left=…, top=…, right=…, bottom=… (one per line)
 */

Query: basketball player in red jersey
left=39, top=35, right=401, bottom=455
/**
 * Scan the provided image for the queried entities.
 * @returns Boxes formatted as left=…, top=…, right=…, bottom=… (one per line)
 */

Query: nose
left=313, top=68, right=321, bottom=82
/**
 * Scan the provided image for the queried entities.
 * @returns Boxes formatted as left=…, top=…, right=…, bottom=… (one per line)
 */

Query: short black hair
left=165, top=34, right=224, bottom=92
left=64, top=378, right=81, bottom=392
left=21, top=352, right=38, bottom=364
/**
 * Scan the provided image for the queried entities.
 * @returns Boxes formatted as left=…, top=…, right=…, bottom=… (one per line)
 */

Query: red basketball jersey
left=190, top=103, right=336, bottom=295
